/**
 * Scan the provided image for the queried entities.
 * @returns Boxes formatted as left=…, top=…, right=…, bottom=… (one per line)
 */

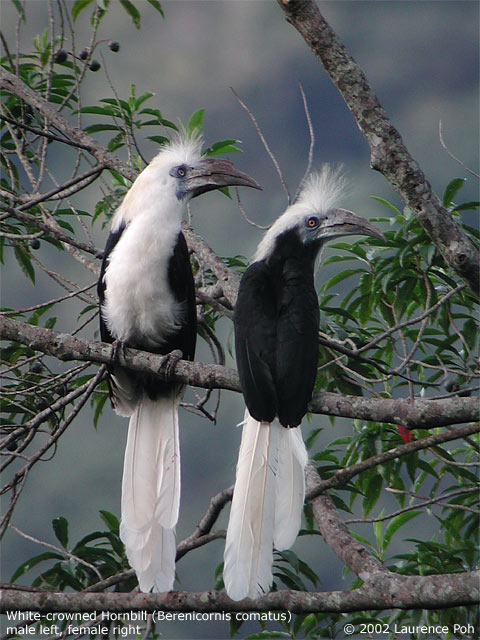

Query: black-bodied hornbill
left=98, top=135, right=260, bottom=592
left=223, top=166, right=384, bottom=600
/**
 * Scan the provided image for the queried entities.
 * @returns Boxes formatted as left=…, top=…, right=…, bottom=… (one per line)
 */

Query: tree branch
left=1, top=570, right=478, bottom=613
left=2, top=316, right=478, bottom=429
left=2, top=204, right=102, bottom=259
left=310, top=389, right=479, bottom=429
left=0, top=70, right=137, bottom=182
left=306, top=464, right=388, bottom=580
left=182, top=223, right=240, bottom=309
left=275, top=0, right=480, bottom=295
left=306, top=422, right=480, bottom=501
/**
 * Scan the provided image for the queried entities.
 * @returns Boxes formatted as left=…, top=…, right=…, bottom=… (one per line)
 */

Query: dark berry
left=37, top=399, right=48, bottom=411
left=79, top=48, right=89, bottom=61
left=30, top=238, right=41, bottom=250
left=7, top=440, right=17, bottom=452
left=89, top=60, right=101, bottom=72
left=31, top=363, right=43, bottom=374
left=109, top=41, right=120, bottom=52
left=53, top=49, right=68, bottom=64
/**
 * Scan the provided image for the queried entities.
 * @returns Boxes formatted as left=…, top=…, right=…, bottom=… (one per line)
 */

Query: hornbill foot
left=159, top=349, right=183, bottom=380
left=110, top=339, right=127, bottom=365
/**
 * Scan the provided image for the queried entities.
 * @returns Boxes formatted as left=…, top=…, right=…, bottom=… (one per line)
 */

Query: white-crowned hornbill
left=98, top=135, right=260, bottom=592
left=224, top=166, right=384, bottom=600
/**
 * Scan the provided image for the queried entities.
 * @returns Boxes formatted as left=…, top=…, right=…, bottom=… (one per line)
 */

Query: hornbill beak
left=318, top=208, right=385, bottom=242
left=186, top=157, right=262, bottom=198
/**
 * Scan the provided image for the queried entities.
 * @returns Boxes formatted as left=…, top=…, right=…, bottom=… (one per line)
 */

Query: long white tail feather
left=273, top=427, right=308, bottom=550
left=120, top=394, right=180, bottom=592
left=224, top=412, right=279, bottom=601
left=120, top=520, right=176, bottom=592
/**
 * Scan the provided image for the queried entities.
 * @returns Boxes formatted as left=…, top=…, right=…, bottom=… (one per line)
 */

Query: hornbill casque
left=98, top=135, right=260, bottom=593
left=223, top=166, right=384, bottom=600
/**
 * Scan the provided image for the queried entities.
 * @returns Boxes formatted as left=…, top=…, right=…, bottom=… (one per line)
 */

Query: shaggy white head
left=111, top=134, right=203, bottom=232
left=254, top=165, right=348, bottom=262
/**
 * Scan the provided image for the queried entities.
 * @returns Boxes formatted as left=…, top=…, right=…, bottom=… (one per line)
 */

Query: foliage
left=1, top=2, right=478, bottom=639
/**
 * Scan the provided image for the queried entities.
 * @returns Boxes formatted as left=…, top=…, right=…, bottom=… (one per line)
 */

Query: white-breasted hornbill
left=98, top=135, right=260, bottom=592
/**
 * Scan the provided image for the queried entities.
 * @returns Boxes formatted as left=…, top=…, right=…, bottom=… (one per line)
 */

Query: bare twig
left=234, top=187, right=270, bottom=230
left=345, top=486, right=479, bottom=524
left=231, top=86, right=291, bottom=204
left=306, top=422, right=480, bottom=502
left=0, top=282, right=96, bottom=316
left=439, top=121, right=480, bottom=179
left=293, top=82, right=315, bottom=202
left=9, top=524, right=102, bottom=581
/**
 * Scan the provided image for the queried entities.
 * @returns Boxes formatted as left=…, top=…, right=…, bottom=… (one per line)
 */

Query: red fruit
left=397, top=424, right=412, bottom=444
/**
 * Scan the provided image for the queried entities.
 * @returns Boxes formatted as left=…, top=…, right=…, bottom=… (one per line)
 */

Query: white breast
left=103, top=204, right=185, bottom=349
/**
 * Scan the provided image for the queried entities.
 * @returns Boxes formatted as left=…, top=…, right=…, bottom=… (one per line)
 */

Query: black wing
left=141, top=231, right=197, bottom=400
left=234, top=261, right=278, bottom=423
left=97, top=222, right=141, bottom=413
left=98, top=222, right=125, bottom=344
left=165, top=231, right=197, bottom=361
left=275, top=257, right=319, bottom=427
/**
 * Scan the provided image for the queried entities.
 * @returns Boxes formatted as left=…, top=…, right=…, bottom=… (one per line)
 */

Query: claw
left=110, top=339, right=126, bottom=365
left=159, top=349, right=183, bottom=380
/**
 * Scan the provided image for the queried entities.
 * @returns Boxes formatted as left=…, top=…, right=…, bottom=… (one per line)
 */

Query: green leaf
left=83, top=123, right=120, bottom=133
left=107, top=132, right=125, bottom=151
left=134, top=91, right=154, bottom=110
left=14, top=246, right=35, bottom=283
left=452, top=201, right=480, bottom=212
left=384, top=511, right=421, bottom=551
left=374, top=517, right=383, bottom=554
left=350, top=531, right=375, bottom=549
left=145, top=0, right=164, bottom=18
left=147, top=135, right=169, bottom=145
left=71, top=0, right=95, bottom=21
left=204, top=139, right=242, bottom=156
left=187, top=108, right=204, bottom=133
left=323, top=268, right=364, bottom=291
left=80, top=106, right=119, bottom=116
left=44, top=316, right=57, bottom=329
left=370, top=196, right=403, bottom=217
left=93, top=391, right=107, bottom=427
left=463, top=318, right=478, bottom=350
left=322, top=255, right=357, bottom=266
left=363, top=474, right=383, bottom=516
left=10, top=0, right=25, bottom=20
left=52, top=516, right=69, bottom=548
left=11, top=552, right=63, bottom=583
left=119, top=0, right=141, bottom=28
left=99, top=510, right=120, bottom=535
left=442, top=178, right=466, bottom=207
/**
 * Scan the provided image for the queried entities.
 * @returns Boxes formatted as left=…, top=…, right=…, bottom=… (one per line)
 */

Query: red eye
left=307, top=216, right=318, bottom=228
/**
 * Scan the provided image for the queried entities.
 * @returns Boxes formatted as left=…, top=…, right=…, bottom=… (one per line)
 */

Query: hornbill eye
left=306, top=216, right=319, bottom=228
left=175, top=165, right=187, bottom=177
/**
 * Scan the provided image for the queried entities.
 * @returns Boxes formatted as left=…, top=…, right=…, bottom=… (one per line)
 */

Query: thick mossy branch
left=275, top=0, right=480, bottom=295
left=1, top=569, right=479, bottom=614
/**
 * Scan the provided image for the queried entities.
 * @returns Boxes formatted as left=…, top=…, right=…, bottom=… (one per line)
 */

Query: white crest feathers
left=254, top=164, right=348, bottom=262
left=111, top=132, right=203, bottom=231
